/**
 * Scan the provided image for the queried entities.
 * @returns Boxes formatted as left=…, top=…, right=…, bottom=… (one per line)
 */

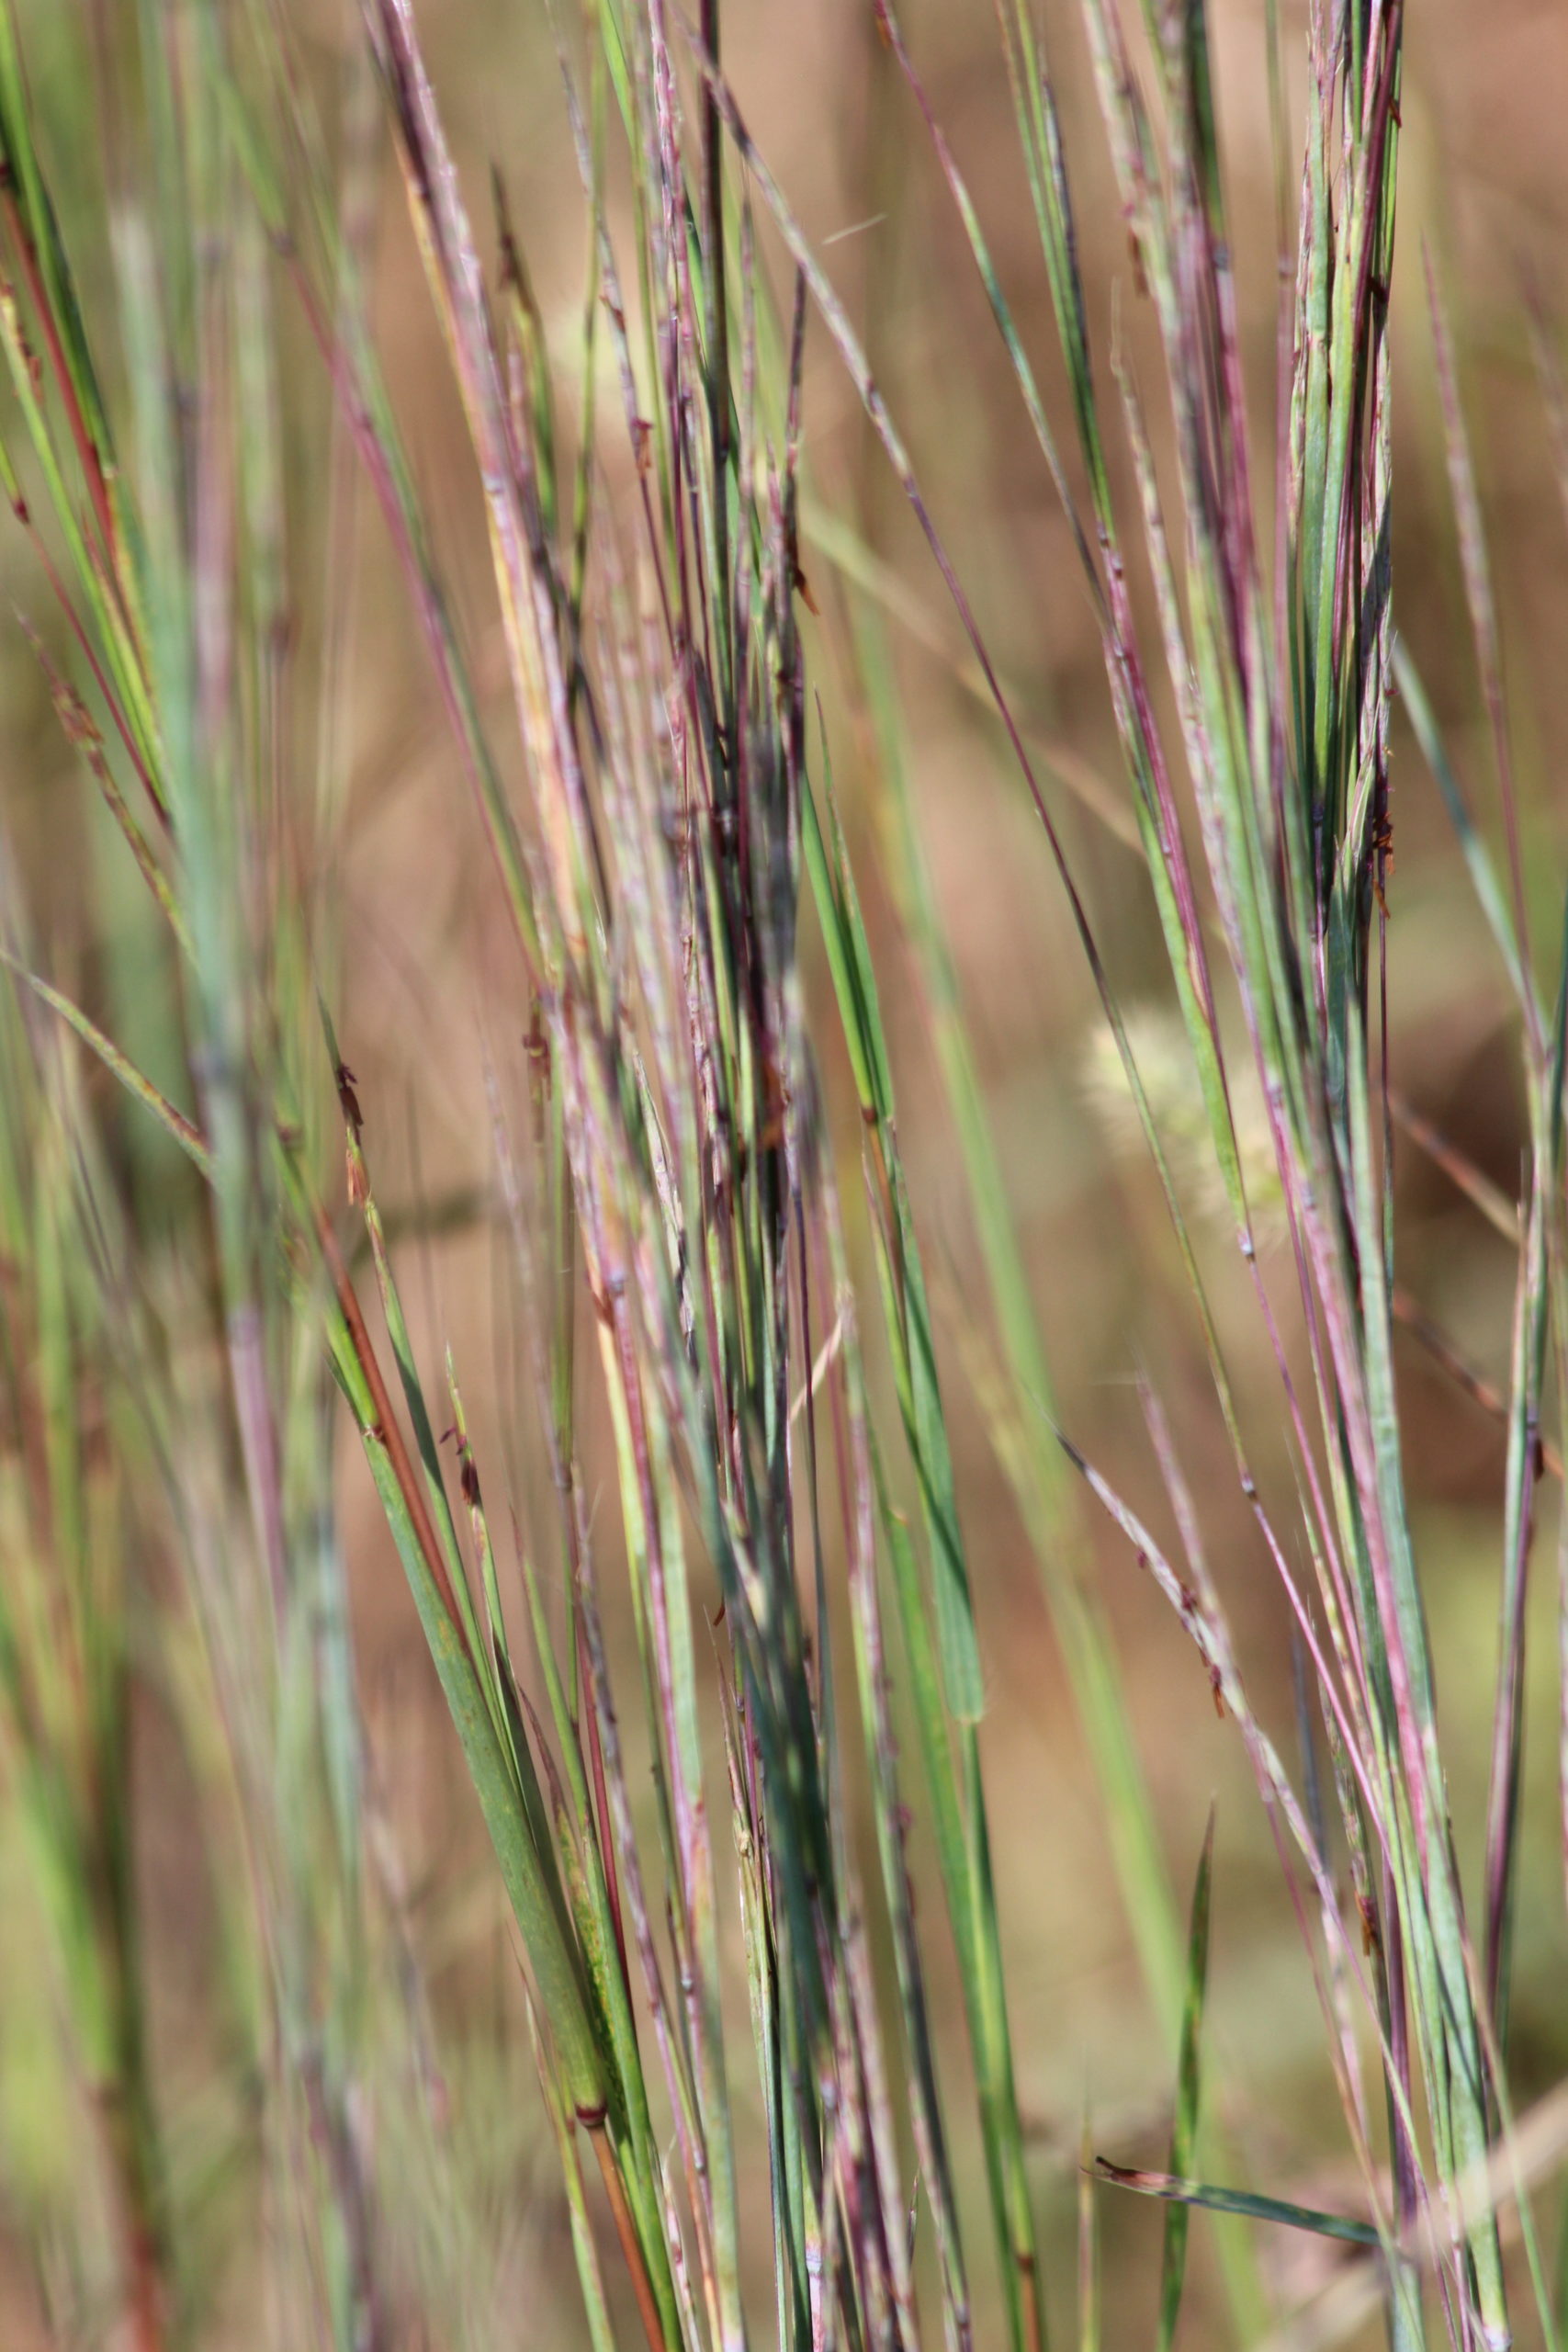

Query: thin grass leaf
left=1078, top=2109, right=1100, bottom=2352
left=1, top=952, right=212, bottom=1177
left=1157, top=1806, right=1216, bottom=2352
left=1094, top=2161, right=1381, bottom=2250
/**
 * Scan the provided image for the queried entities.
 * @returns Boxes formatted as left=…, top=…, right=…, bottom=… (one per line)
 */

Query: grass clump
left=0, top=1, right=1565, bottom=2349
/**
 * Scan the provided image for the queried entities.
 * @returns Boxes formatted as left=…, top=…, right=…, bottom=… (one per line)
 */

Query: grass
left=0, top=0, right=1565, bottom=2347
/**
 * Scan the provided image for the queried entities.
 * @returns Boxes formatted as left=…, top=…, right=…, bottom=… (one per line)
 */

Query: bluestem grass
left=2, top=0, right=1567, bottom=2348
left=858, top=0, right=1567, bottom=2345
left=200, top=1, right=1045, bottom=2340
left=0, top=9, right=445, bottom=2346
left=0, top=969, right=170, bottom=2350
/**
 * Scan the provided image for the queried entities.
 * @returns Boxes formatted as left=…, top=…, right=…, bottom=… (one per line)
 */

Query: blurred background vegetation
left=1, top=0, right=1566, bottom=2346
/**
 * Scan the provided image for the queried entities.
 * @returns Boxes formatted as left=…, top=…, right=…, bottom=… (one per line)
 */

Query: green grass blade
left=1157, top=1806, right=1215, bottom=2352
left=1094, top=2162, right=1380, bottom=2249
left=1, top=953, right=212, bottom=1177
